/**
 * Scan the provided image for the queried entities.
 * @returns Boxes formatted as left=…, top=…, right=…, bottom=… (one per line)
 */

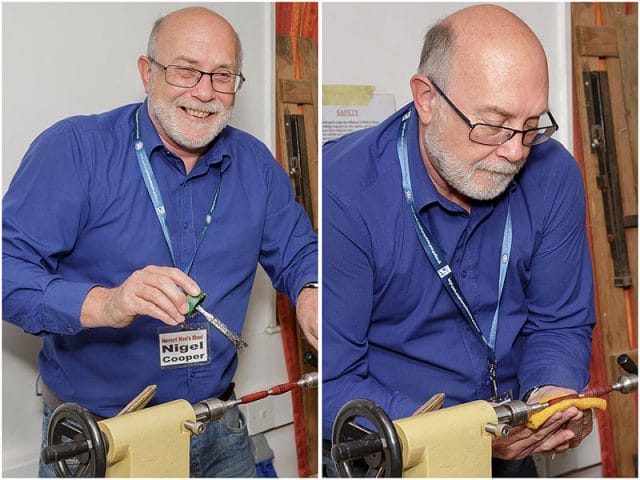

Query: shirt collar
left=137, top=99, right=232, bottom=173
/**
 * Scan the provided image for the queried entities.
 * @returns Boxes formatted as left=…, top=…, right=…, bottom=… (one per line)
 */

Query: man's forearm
left=295, top=286, right=318, bottom=349
left=80, top=286, right=111, bottom=328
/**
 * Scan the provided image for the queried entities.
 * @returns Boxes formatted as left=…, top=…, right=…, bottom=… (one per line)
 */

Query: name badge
left=158, top=323, right=210, bottom=369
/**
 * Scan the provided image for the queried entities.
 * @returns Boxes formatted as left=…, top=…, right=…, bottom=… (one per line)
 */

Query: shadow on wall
left=2, top=322, right=41, bottom=372
left=3, top=321, right=43, bottom=476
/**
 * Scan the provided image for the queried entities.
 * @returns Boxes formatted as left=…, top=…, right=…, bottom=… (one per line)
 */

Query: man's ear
left=137, top=56, right=152, bottom=94
left=410, top=74, right=437, bottom=126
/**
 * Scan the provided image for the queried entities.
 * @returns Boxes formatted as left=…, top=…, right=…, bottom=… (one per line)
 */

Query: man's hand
left=81, top=266, right=201, bottom=328
left=527, top=385, right=593, bottom=450
left=492, top=385, right=593, bottom=460
left=296, top=286, right=318, bottom=350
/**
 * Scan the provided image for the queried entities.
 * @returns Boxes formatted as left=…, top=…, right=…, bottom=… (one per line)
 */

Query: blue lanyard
left=134, top=108, right=221, bottom=275
left=397, top=108, right=512, bottom=397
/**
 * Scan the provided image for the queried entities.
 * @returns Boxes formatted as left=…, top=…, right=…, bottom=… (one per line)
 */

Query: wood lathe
left=330, top=355, right=637, bottom=477
left=41, top=372, right=318, bottom=477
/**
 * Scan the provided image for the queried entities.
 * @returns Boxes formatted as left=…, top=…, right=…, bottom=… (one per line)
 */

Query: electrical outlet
left=244, top=396, right=276, bottom=434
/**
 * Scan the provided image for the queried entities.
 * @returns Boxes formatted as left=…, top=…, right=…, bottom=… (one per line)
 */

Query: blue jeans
left=39, top=401, right=256, bottom=477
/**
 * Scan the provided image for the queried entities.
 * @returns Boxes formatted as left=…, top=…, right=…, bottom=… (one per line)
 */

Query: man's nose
left=191, top=74, right=217, bottom=101
left=496, top=133, right=528, bottom=163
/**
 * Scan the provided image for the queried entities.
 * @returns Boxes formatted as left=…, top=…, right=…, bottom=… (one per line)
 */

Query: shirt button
left=461, top=270, right=467, bottom=278
left=183, top=223, right=188, bottom=229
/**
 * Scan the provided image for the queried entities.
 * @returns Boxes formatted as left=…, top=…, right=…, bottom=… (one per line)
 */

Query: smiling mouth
left=182, top=107, right=214, bottom=119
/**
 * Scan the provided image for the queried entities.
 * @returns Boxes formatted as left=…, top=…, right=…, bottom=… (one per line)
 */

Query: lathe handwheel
left=46, top=403, right=107, bottom=477
left=331, top=398, right=402, bottom=477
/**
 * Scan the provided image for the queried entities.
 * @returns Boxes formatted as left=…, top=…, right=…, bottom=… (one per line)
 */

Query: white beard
left=149, top=92, right=233, bottom=150
left=423, top=113, right=524, bottom=201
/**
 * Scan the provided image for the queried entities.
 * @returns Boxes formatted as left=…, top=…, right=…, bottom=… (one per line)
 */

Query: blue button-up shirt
left=3, top=101, right=317, bottom=416
left=322, top=104, right=594, bottom=439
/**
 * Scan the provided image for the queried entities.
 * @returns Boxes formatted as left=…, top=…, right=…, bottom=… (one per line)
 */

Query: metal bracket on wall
left=284, top=113, right=314, bottom=220
left=583, top=69, right=632, bottom=288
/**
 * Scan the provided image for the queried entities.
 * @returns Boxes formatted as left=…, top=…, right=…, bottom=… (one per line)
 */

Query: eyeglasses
left=428, top=78, right=558, bottom=147
left=148, top=57, right=245, bottom=94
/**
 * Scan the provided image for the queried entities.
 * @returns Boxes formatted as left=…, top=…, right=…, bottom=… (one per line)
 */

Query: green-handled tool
left=186, top=292, right=207, bottom=317
left=186, top=293, right=248, bottom=351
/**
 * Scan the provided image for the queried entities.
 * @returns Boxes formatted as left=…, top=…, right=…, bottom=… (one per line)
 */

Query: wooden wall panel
left=571, top=3, right=638, bottom=477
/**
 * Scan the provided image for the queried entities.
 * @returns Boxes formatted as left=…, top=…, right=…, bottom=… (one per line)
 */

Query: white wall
left=322, top=2, right=574, bottom=151
left=2, top=2, right=301, bottom=477
left=322, top=2, right=601, bottom=475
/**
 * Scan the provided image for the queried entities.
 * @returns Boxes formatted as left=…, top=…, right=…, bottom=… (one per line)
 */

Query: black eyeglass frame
left=428, top=77, right=558, bottom=147
left=148, top=57, right=246, bottom=94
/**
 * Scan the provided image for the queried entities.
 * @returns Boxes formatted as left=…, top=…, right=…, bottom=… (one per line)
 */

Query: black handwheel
left=331, top=398, right=403, bottom=477
left=44, top=403, right=107, bottom=477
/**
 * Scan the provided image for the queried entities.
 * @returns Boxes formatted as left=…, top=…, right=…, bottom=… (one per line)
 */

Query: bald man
left=4, top=7, right=317, bottom=477
left=323, top=5, right=594, bottom=476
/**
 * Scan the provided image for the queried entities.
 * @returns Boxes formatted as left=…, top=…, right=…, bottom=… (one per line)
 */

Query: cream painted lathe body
left=395, top=401, right=497, bottom=477
left=100, top=400, right=194, bottom=477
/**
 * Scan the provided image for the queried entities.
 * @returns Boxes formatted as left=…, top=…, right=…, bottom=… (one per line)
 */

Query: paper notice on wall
left=322, top=85, right=396, bottom=143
